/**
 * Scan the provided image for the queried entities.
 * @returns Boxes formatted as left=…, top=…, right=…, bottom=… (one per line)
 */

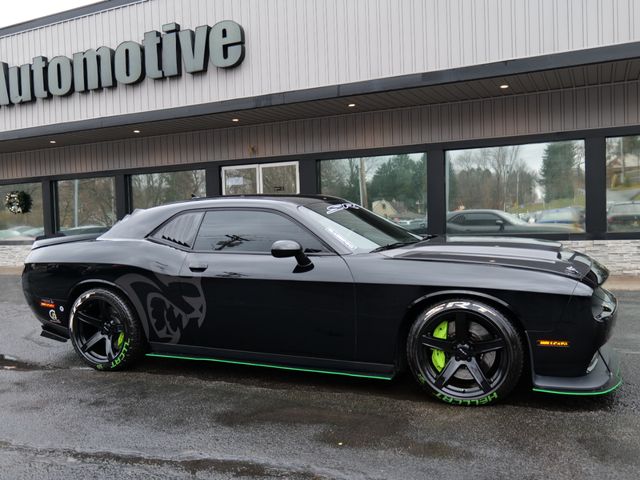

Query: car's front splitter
left=531, top=343, right=621, bottom=396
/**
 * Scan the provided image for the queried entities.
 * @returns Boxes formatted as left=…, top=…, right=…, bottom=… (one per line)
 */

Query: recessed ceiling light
left=232, top=118, right=240, bottom=122
left=500, top=84, right=509, bottom=89
left=133, top=129, right=141, bottom=134
left=348, top=103, right=356, bottom=107
left=49, top=140, right=56, bottom=144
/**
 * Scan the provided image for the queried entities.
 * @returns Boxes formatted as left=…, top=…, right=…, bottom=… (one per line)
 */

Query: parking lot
left=0, top=274, right=639, bottom=479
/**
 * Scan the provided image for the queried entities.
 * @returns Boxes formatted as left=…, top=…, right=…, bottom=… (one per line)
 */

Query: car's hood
left=386, top=236, right=608, bottom=287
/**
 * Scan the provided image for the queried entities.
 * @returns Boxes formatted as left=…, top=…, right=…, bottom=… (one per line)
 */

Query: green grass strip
left=146, top=352, right=393, bottom=381
left=532, top=377, right=622, bottom=396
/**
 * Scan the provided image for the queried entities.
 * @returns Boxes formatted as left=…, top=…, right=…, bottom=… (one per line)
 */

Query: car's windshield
left=299, top=201, right=421, bottom=253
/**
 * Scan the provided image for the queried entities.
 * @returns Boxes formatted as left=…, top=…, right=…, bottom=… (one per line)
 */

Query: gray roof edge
left=0, top=0, right=143, bottom=38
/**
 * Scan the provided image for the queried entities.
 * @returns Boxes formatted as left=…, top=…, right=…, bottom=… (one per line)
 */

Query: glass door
left=222, top=161, right=299, bottom=195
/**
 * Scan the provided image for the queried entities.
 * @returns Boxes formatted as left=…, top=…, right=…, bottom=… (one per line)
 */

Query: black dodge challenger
left=22, top=195, right=621, bottom=405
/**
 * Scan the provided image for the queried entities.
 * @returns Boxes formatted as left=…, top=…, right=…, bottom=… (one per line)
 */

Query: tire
left=69, top=287, right=145, bottom=371
left=407, top=298, right=523, bottom=406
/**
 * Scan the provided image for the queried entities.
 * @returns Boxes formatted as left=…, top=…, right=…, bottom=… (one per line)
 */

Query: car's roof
left=184, top=194, right=342, bottom=207
left=100, top=194, right=347, bottom=240
left=447, top=209, right=504, bottom=216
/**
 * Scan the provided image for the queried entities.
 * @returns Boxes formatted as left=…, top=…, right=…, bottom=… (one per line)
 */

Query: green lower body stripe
left=145, top=352, right=394, bottom=381
left=532, top=377, right=622, bottom=396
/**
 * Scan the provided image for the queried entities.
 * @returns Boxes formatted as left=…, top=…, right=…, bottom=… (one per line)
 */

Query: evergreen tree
left=539, top=142, right=576, bottom=203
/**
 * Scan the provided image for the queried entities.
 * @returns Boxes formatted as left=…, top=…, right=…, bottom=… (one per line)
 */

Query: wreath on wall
left=4, top=191, right=32, bottom=215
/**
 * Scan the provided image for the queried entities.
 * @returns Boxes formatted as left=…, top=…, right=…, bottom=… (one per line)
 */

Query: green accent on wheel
left=532, top=378, right=622, bottom=396
left=117, top=332, right=125, bottom=349
left=431, top=320, right=448, bottom=372
left=145, top=353, right=394, bottom=380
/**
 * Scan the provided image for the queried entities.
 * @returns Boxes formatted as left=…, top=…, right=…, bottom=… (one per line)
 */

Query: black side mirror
left=271, top=240, right=312, bottom=267
left=495, top=219, right=505, bottom=231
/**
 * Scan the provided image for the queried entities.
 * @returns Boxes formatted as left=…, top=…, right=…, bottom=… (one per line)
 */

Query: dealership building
left=1, top=0, right=640, bottom=274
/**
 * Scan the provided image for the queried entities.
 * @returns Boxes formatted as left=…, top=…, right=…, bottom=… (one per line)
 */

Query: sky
left=0, top=0, right=99, bottom=28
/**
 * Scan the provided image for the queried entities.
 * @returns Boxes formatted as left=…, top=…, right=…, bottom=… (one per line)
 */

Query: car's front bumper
left=531, top=342, right=621, bottom=396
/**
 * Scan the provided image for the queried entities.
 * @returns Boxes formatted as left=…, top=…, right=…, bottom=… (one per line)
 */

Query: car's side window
left=152, top=211, right=204, bottom=248
left=193, top=209, right=327, bottom=253
left=466, top=213, right=499, bottom=226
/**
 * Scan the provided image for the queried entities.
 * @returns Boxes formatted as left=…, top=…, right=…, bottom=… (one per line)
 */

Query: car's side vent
left=152, top=211, right=204, bottom=249
left=161, top=234, right=190, bottom=248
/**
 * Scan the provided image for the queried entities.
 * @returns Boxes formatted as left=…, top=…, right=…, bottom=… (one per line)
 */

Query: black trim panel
left=148, top=341, right=397, bottom=376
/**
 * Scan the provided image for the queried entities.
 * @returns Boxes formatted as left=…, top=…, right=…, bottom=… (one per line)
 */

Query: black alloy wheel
left=69, top=288, right=144, bottom=370
left=407, top=299, right=523, bottom=405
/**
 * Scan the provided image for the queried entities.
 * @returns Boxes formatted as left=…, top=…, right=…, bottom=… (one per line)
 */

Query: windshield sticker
left=327, top=203, right=360, bottom=215
left=324, top=227, right=356, bottom=250
left=326, top=203, right=361, bottom=215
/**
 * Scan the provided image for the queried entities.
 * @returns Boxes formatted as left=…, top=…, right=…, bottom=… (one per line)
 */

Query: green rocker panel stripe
left=145, top=353, right=394, bottom=381
left=532, top=377, right=623, bottom=396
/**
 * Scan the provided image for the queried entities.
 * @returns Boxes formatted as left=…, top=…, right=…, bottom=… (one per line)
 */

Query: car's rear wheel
left=69, top=288, right=144, bottom=371
left=407, top=299, right=523, bottom=405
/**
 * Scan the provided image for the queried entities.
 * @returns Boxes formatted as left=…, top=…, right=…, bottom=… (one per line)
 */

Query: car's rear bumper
left=531, top=342, right=621, bottom=396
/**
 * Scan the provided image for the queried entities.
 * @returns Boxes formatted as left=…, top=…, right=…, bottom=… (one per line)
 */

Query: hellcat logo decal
left=116, top=273, right=206, bottom=343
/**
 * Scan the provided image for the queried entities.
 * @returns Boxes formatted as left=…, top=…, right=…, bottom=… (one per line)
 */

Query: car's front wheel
left=69, top=288, right=144, bottom=371
left=407, top=299, right=523, bottom=405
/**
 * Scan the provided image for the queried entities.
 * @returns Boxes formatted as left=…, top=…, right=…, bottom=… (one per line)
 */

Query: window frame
left=130, top=168, right=207, bottom=210
left=147, top=207, right=337, bottom=256
left=221, top=161, right=300, bottom=195
left=10, top=125, right=640, bottom=241
left=54, top=175, right=117, bottom=234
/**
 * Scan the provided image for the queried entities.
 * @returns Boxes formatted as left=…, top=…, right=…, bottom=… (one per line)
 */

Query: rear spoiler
left=31, top=233, right=102, bottom=250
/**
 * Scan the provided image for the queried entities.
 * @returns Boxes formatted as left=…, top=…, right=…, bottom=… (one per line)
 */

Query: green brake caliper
left=116, top=332, right=125, bottom=350
left=431, top=321, right=448, bottom=372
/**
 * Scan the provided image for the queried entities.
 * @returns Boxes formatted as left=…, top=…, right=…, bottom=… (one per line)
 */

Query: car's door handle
left=188, top=263, right=208, bottom=272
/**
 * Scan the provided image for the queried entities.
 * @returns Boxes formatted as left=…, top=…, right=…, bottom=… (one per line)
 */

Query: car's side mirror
left=271, top=240, right=312, bottom=267
left=495, top=219, right=505, bottom=231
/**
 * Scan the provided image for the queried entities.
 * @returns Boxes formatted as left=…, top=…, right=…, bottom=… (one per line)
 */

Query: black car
left=446, top=209, right=581, bottom=234
left=22, top=195, right=620, bottom=405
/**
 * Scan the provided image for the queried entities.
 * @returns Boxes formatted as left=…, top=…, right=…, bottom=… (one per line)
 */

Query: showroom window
left=0, top=182, right=44, bottom=241
left=57, top=177, right=116, bottom=236
left=446, top=140, right=585, bottom=234
left=222, top=162, right=299, bottom=195
left=606, top=135, right=640, bottom=232
left=319, top=153, right=427, bottom=234
left=132, top=169, right=206, bottom=209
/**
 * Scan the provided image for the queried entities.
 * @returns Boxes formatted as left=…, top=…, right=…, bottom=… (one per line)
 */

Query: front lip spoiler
left=531, top=343, right=622, bottom=396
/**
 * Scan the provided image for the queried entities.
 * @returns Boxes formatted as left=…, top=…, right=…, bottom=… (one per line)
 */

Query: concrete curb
left=603, top=276, right=640, bottom=291
left=0, top=266, right=23, bottom=275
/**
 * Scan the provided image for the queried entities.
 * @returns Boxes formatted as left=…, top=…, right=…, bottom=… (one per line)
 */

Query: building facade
left=1, top=0, right=640, bottom=274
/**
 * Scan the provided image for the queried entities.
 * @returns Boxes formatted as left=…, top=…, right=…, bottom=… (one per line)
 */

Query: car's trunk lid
left=31, top=233, right=102, bottom=250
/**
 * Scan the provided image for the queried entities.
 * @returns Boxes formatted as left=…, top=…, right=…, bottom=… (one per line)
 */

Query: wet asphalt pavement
left=0, top=275, right=639, bottom=479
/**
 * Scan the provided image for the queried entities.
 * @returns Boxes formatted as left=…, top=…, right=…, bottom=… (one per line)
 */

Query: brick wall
left=562, top=240, right=640, bottom=277
left=2, top=240, right=639, bottom=275
left=0, top=245, right=31, bottom=267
